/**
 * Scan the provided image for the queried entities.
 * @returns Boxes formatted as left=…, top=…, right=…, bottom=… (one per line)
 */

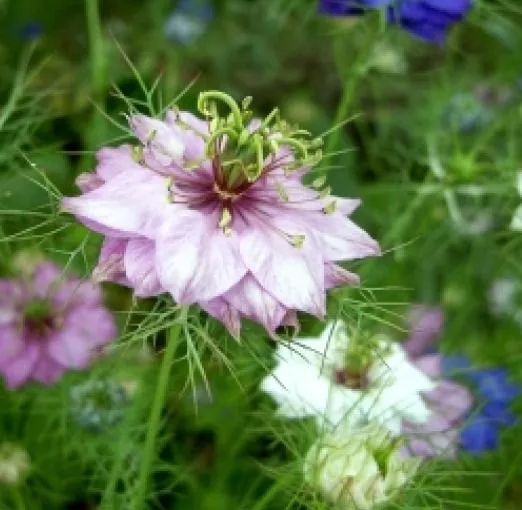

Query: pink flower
left=63, top=92, right=380, bottom=336
left=403, top=305, right=444, bottom=357
left=401, top=306, right=474, bottom=459
left=0, top=262, right=117, bottom=388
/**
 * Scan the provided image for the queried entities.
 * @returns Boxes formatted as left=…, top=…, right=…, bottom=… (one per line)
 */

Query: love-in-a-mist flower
left=63, top=92, right=379, bottom=337
left=442, top=356, right=520, bottom=454
left=0, top=262, right=116, bottom=388
left=401, top=306, right=473, bottom=458
left=510, top=171, right=522, bottom=231
left=304, top=423, right=420, bottom=510
left=319, top=0, right=473, bottom=44
left=261, top=321, right=435, bottom=434
left=402, top=306, right=518, bottom=457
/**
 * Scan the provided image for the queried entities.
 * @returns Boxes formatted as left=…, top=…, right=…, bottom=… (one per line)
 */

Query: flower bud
left=0, top=444, right=30, bottom=484
left=304, top=424, right=420, bottom=510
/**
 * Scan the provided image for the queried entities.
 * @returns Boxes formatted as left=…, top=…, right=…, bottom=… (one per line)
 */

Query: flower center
left=334, top=368, right=369, bottom=390
left=198, top=91, right=323, bottom=185
left=22, top=299, right=58, bottom=336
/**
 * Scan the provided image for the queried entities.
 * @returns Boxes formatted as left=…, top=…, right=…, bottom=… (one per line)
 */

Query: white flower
left=0, top=444, right=30, bottom=484
left=260, top=321, right=435, bottom=435
left=510, top=171, right=522, bottom=231
left=489, top=278, right=522, bottom=328
left=304, top=423, right=420, bottom=510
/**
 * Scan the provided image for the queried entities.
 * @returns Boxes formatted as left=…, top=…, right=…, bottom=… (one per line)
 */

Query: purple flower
left=63, top=92, right=380, bottom=337
left=403, top=305, right=443, bottom=357
left=319, top=0, right=473, bottom=44
left=0, top=263, right=117, bottom=389
left=402, top=354, right=473, bottom=459
left=404, top=311, right=519, bottom=456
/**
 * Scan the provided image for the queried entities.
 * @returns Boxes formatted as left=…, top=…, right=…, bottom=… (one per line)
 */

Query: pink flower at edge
left=0, top=262, right=117, bottom=389
left=62, top=97, right=380, bottom=337
left=402, top=355, right=474, bottom=459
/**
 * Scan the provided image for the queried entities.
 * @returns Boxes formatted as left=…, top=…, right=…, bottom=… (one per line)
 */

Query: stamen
left=322, top=200, right=337, bottom=215
left=276, top=182, right=289, bottom=202
left=132, top=145, right=144, bottom=163
left=319, top=186, right=331, bottom=199
left=311, top=176, right=327, bottom=189
left=218, top=207, right=232, bottom=229
left=288, top=234, right=305, bottom=249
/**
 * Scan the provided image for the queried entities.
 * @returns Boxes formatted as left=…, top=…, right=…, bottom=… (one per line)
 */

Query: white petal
left=510, top=204, right=522, bottom=231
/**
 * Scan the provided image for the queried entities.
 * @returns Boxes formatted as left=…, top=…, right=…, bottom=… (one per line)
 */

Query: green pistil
left=23, top=299, right=52, bottom=322
left=197, top=90, right=323, bottom=186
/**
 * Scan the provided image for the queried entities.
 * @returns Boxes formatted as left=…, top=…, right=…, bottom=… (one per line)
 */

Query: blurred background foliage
left=1, top=0, right=522, bottom=508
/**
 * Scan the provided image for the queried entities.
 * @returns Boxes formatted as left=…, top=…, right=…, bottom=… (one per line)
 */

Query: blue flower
left=481, top=401, right=517, bottom=426
left=473, top=369, right=520, bottom=402
left=440, top=355, right=519, bottom=454
left=442, top=93, right=493, bottom=133
left=318, top=0, right=473, bottom=44
left=164, top=0, right=214, bottom=45
left=20, top=21, right=43, bottom=41
left=460, top=417, right=499, bottom=454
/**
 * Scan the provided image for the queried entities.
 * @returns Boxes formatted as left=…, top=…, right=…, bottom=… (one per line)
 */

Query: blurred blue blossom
left=319, top=0, right=473, bottom=44
left=20, top=21, right=43, bottom=41
left=442, top=93, right=492, bottom=133
left=442, top=355, right=519, bottom=454
left=69, top=379, right=129, bottom=432
left=164, top=0, right=214, bottom=45
left=460, top=419, right=499, bottom=454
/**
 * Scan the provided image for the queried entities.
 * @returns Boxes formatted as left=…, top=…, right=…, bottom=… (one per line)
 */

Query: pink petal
left=0, top=326, right=25, bottom=367
left=124, top=238, right=163, bottom=297
left=47, top=307, right=115, bottom=368
left=402, top=428, right=458, bottom=459
left=337, top=197, right=361, bottom=216
left=413, top=354, right=441, bottom=378
left=156, top=209, right=247, bottom=304
left=62, top=167, right=172, bottom=238
left=130, top=114, right=184, bottom=166
left=93, top=238, right=130, bottom=286
left=425, top=380, right=474, bottom=424
left=31, top=356, right=65, bottom=384
left=403, top=306, right=444, bottom=357
left=239, top=219, right=325, bottom=317
left=33, top=263, right=62, bottom=297
left=303, top=212, right=381, bottom=262
left=2, top=343, right=40, bottom=388
left=324, top=263, right=360, bottom=288
left=76, top=172, right=104, bottom=192
left=96, top=145, right=137, bottom=181
left=223, top=274, right=287, bottom=332
left=0, top=282, right=20, bottom=325
left=165, top=110, right=207, bottom=162
left=200, top=298, right=241, bottom=338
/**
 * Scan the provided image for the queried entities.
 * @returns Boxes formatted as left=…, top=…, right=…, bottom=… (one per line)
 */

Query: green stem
left=321, top=75, right=359, bottom=166
left=10, top=488, right=25, bottom=510
left=85, top=0, right=106, bottom=98
left=133, top=315, right=185, bottom=510
left=320, top=25, right=376, bottom=173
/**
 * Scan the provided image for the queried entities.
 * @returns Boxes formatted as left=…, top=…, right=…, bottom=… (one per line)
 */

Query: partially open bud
left=304, top=424, right=420, bottom=510
left=0, top=444, right=30, bottom=484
